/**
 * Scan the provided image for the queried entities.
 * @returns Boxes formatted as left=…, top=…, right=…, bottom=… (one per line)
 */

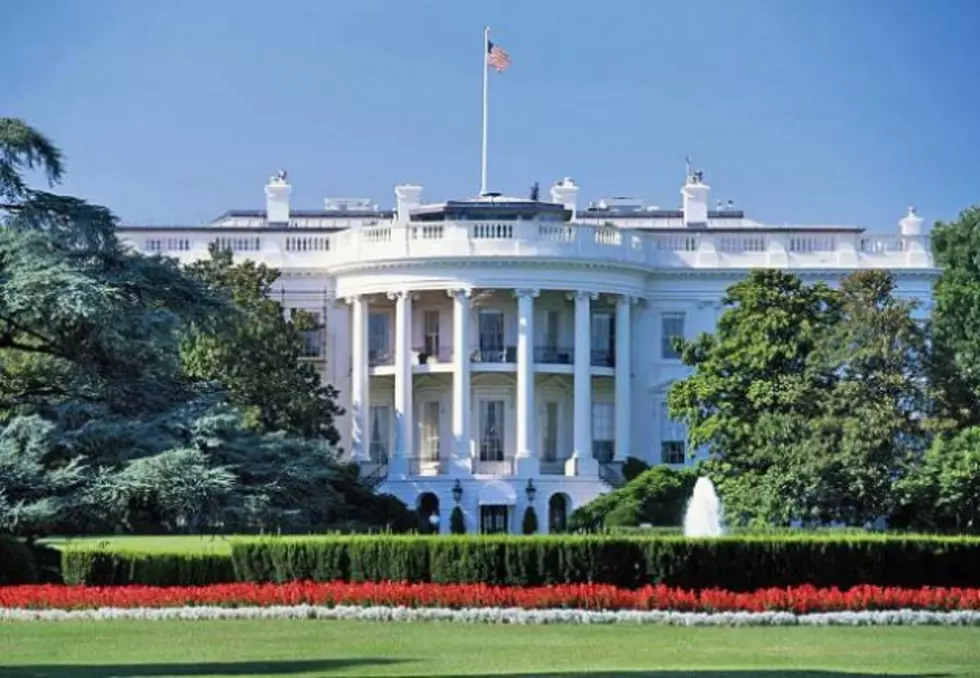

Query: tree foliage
left=668, top=269, right=929, bottom=527
left=0, top=118, right=410, bottom=537
left=569, top=465, right=698, bottom=532
left=931, top=206, right=980, bottom=429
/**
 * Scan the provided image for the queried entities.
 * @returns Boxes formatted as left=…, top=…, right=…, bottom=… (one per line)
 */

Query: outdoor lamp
left=452, top=479, right=463, bottom=503
left=428, top=513, right=440, bottom=528
left=525, top=479, right=537, bottom=502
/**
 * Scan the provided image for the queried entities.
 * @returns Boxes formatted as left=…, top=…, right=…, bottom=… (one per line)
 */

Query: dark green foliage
left=892, top=427, right=980, bottom=533
left=668, top=269, right=929, bottom=527
left=181, top=247, right=343, bottom=443
left=449, top=506, right=465, bottom=534
left=229, top=534, right=980, bottom=590
left=521, top=506, right=538, bottom=535
left=61, top=548, right=235, bottom=586
left=931, top=205, right=980, bottom=429
left=0, top=535, right=36, bottom=584
left=569, top=466, right=698, bottom=532
left=621, top=456, right=650, bottom=482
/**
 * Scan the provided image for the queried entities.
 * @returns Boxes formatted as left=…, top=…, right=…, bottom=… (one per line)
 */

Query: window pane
left=543, top=402, right=559, bottom=461
left=423, top=311, right=440, bottom=355
left=661, top=313, right=685, bottom=360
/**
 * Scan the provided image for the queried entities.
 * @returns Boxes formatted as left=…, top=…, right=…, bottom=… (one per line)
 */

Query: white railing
left=118, top=221, right=934, bottom=270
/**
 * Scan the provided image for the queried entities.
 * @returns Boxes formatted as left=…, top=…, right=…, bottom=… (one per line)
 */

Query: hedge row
left=61, top=550, right=236, bottom=586
left=230, top=535, right=980, bottom=591
left=55, top=535, right=980, bottom=590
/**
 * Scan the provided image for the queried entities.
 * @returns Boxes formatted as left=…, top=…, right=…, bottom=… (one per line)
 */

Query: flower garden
left=4, top=533, right=980, bottom=626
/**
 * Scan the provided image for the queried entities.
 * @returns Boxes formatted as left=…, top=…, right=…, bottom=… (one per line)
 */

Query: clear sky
left=3, top=0, right=978, bottom=231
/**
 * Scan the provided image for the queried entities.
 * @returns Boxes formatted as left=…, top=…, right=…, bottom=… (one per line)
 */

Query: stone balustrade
left=119, top=221, right=933, bottom=270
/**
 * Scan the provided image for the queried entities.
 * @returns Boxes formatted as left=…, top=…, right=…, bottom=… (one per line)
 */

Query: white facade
left=119, top=170, right=937, bottom=534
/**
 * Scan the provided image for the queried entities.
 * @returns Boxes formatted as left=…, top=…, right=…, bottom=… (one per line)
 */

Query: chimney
left=681, top=170, right=709, bottom=227
left=899, top=205, right=925, bottom=237
left=394, top=184, right=423, bottom=223
left=550, top=177, right=579, bottom=219
left=265, top=170, right=291, bottom=224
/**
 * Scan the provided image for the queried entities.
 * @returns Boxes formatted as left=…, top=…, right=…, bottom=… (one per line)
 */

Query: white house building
left=118, top=170, right=937, bottom=534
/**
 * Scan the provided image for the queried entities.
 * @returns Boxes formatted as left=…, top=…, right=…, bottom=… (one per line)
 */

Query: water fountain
left=683, top=476, right=724, bottom=537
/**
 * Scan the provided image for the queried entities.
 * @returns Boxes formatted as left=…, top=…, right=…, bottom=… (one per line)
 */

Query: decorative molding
left=386, top=290, right=419, bottom=302
left=446, top=288, right=474, bottom=300
left=514, top=288, right=541, bottom=299
left=566, top=291, right=601, bottom=302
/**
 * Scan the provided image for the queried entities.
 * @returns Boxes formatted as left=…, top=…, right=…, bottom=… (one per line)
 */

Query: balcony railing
left=534, top=346, right=574, bottom=365
left=414, top=346, right=454, bottom=365
left=539, top=459, right=566, bottom=475
left=471, top=346, right=517, bottom=364
left=473, top=458, right=515, bottom=475
left=368, top=349, right=394, bottom=367
left=119, top=223, right=933, bottom=272
left=408, top=457, right=448, bottom=476
left=590, top=349, right=615, bottom=367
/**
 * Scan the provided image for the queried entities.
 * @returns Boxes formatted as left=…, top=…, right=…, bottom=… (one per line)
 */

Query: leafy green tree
left=0, top=118, right=411, bottom=537
left=181, top=246, right=342, bottom=443
left=807, top=270, right=930, bottom=524
left=668, top=269, right=928, bottom=527
left=931, top=206, right=980, bottom=429
left=666, top=270, right=838, bottom=525
left=521, top=505, right=538, bottom=534
left=893, top=427, right=980, bottom=533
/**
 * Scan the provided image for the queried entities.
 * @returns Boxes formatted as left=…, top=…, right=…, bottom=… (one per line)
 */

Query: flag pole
left=480, top=26, right=490, bottom=196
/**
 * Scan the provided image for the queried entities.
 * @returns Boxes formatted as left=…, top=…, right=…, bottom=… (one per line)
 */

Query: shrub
left=0, top=536, right=36, bottom=585
left=61, top=548, right=236, bottom=586
left=522, top=507, right=538, bottom=535
left=621, top=456, right=650, bottom=482
left=569, top=466, right=698, bottom=531
left=450, top=507, right=465, bottom=535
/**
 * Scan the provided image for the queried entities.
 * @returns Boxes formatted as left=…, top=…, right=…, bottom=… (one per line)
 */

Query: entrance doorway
left=480, top=505, right=509, bottom=534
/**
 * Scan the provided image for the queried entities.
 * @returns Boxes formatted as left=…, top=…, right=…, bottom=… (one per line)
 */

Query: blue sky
left=3, top=0, right=978, bottom=231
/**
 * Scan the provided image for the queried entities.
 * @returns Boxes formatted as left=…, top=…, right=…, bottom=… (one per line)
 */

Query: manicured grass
left=0, top=620, right=977, bottom=677
left=42, top=535, right=237, bottom=555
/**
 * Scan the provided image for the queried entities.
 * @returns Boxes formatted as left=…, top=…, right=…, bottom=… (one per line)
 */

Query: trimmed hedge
left=231, top=535, right=980, bottom=591
left=0, top=536, right=37, bottom=585
left=61, top=549, right=236, bottom=586
left=53, top=534, right=980, bottom=591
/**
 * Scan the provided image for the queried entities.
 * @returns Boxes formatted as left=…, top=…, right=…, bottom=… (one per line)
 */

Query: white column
left=349, top=295, right=370, bottom=462
left=449, top=289, right=472, bottom=476
left=388, top=290, right=414, bottom=477
left=567, top=291, right=598, bottom=476
left=515, top=289, right=539, bottom=476
left=614, top=295, right=633, bottom=462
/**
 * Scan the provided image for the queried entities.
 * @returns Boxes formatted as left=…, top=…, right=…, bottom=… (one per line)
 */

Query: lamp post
left=452, top=479, right=463, bottom=504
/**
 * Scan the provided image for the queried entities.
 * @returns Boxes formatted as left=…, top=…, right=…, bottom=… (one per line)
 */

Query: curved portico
left=116, top=171, right=938, bottom=534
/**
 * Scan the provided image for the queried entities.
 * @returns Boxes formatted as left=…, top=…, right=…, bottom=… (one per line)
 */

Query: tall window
left=478, top=309, right=504, bottom=361
left=542, top=401, right=559, bottom=461
left=479, top=400, right=505, bottom=461
left=368, top=312, right=391, bottom=362
left=369, top=405, right=390, bottom=463
left=300, top=311, right=324, bottom=358
left=422, top=401, right=441, bottom=460
left=661, top=312, right=686, bottom=360
left=591, top=312, right=613, bottom=352
left=659, top=401, right=686, bottom=464
left=544, top=310, right=560, bottom=350
left=423, top=310, right=440, bottom=357
left=591, top=402, right=615, bottom=462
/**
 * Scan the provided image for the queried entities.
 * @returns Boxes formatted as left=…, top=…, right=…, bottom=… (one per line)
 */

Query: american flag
left=487, top=40, right=511, bottom=72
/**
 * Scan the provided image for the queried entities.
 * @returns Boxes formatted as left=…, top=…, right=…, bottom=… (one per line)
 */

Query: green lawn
left=0, top=620, right=977, bottom=677
left=41, top=535, right=237, bottom=554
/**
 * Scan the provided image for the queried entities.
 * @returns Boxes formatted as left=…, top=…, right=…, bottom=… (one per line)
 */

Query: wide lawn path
left=0, top=620, right=977, bottom=677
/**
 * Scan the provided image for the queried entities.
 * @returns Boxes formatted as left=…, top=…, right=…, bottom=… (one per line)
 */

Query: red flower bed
left=2, top=582, right=980, bottom=613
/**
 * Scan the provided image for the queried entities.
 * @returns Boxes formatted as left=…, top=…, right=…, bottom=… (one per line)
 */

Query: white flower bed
left=3, top=605, right=980, bottom=626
